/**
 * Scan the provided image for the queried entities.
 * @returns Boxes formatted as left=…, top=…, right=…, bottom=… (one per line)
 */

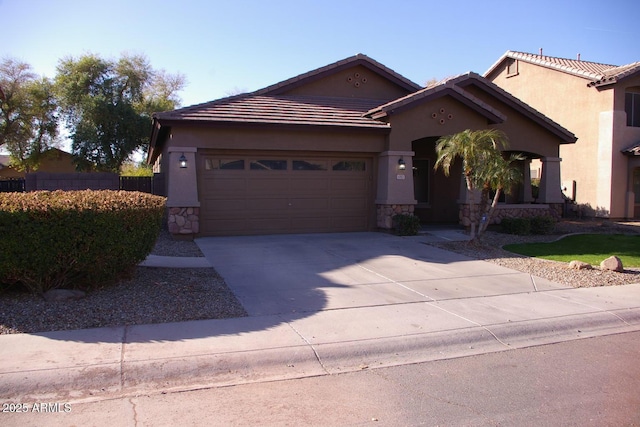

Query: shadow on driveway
left=23, top=232, right=563, bottom=344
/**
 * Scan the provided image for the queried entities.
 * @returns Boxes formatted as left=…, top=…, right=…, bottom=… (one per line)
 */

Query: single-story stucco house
left=147, top=54, right=576, bottom=237
left=0, top=148, right=76, bottom=179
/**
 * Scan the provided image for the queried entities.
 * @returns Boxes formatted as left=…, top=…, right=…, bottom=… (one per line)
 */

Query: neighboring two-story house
left=486, top=50, right=640, bottom=218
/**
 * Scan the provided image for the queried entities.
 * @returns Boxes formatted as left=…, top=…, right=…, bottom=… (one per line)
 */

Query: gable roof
left=255, top=53, right=422, bottom=95
left=366, top=72, right=577, bottom=143
left=152, top=53, right=420, bottom=129
left=148, top=54, right=416, bottom=163
left=485, top=51, right=640, bottom=88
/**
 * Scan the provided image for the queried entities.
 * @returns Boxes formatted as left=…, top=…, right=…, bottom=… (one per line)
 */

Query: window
left=205, top=159, right=245, bottom=170
left=292, top=160, right=328, bottom=171
left=626, top=91, right=640, bottom=127
left=250, top=159, right=287, bottom=170
left=413, top=159, right=430, bottom=204
left=332, top=160, right=366, bottom=171
left=506, top=59, right=518, bottom=77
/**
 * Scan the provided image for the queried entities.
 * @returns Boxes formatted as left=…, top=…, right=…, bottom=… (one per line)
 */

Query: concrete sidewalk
left=1, top=232, right=639, bottom=403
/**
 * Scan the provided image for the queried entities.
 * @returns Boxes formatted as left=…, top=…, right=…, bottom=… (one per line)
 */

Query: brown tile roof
left=485, top=51, right=640, bottom=87
left=155, top=94, right=390, bottom=129
left=622, top=141, right=640, bottom=156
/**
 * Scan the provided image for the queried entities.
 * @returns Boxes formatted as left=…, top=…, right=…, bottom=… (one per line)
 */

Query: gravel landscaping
left=429, top=220, right=640, bottom=289
left=0, top=230, right=247, bottom=335
left=1, top=220, right=638, bottom=335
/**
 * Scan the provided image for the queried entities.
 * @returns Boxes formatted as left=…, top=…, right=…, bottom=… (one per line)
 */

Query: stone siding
left=168, top=207, right=200, bottom=236
left=459, top=203, right=563, bottom=226
left=377, top=204, right=415, bottom=229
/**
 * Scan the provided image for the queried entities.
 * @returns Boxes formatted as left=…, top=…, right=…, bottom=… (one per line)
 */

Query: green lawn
left=503, top=234, right=640, bottom=267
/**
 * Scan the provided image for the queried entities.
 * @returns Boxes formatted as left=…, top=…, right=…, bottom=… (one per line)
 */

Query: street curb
left=3, top=311, right=639, bottom=402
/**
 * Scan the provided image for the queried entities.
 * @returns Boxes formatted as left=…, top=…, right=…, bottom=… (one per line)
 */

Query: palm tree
left=476, top=153, right=523, bottom=237
left=434, top=129, right=512, bottom=240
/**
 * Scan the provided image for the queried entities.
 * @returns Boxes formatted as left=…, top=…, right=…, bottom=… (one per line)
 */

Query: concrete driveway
left=195, top=232, right=566, bottom=317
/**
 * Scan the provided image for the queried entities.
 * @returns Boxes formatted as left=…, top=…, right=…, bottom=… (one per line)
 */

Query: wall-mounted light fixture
left=398, top=158, right=406, bottom=171
left=179, top=153, right=188, bottom=169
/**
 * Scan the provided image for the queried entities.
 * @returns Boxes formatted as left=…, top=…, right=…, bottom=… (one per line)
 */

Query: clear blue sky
left=2, top=0, right=639, bottom=108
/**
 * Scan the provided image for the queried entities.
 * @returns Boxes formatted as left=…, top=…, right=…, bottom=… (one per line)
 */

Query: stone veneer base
left=168, top=207, right=200, bottom=237
left=458, top=203, right=563, bottom=227
left=377, top=204, right=415, bottom=229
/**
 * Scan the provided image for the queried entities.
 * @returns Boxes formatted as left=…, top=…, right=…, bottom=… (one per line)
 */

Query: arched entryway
left=411, top=136, right=462, bottom=223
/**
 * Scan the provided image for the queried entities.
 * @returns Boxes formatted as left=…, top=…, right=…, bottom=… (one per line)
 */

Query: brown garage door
left=198, top=154, right=374, bottom=236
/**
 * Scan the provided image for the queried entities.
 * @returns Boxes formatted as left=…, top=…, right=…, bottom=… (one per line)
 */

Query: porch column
left=375, top=150, right=417, bottom=229
left=166, top=147, right=200, bottom=238
left=539, top=157, right=563, bottom=203
left=522, top=158, right=533, bottom=203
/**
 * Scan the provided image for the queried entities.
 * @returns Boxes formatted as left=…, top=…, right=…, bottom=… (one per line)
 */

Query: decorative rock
left=568, top=260, right=592, bottom=270
left=43, top=289, right=86, bottom=302
left=600, top=256, right=623, bottom=272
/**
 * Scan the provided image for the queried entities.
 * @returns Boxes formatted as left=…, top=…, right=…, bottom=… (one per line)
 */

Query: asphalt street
left=3, top=331, right=639, bottom=427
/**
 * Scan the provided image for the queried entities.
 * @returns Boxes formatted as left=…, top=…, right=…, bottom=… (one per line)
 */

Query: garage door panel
left=205, top=177, right=246, bottom=193
left=249, top=177, right=289, bottom=193
left=203, top=199, right=246, bottom=215
left=289, top=197, right=329, bottom=210
left=245, top=197, right=289, bottom=211
left=202, top=219, right=248, bottom=234
left=331, top=179, right=368, bottom=192
left=290, top=177, right=329, bottom=192
left=247, top=218, right=291, bottom=232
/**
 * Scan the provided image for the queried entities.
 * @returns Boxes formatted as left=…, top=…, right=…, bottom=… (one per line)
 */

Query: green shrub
left=393, top=214, right=421, bottom=236
left=501, top=217, right=531, bottom=235
left=0, top=190, right=166, bottom=294
left=530, top=216, right=555, bottom=235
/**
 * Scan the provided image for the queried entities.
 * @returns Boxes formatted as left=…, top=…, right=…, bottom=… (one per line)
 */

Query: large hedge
left=0, top=190, right=166, bottom=294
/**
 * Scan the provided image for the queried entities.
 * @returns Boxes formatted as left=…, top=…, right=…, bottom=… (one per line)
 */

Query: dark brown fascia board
left=367, top=84, right=506, bottom=124
left=152, top=117, right=391, bottom=133
left=254, top=54, right=421, bottom=96
left=147, top=119, right=171, bottom=165
left=454, top=73, right=577, bottom=143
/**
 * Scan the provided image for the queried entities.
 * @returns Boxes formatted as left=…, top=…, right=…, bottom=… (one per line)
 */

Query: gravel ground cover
left=428, top=220, right=640, bottom=289
left=0, top=231, right=246, bottom=335
left=1, top=221, right=638, bottom=335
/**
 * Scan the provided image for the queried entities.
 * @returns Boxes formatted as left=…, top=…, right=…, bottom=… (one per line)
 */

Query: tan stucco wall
left=462, top=85, right=563, bottom=158
left=284, top=65, right=411, bottom=101
left=487, top=60, right=627, bottom=216
left=0, top=150, right=76, bottom=179
left=167, top=125, right=387, bottom=154
left=161, top=125, right=387, bottom=211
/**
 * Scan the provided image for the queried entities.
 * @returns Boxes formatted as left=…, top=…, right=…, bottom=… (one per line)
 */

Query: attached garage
left=198, top=152, right=374, bottom=235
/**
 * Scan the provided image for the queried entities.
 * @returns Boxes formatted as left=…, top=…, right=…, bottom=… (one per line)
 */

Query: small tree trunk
left=466, top=175, right=477, bottom=241
left=478, top=188, right=502, bottom=237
